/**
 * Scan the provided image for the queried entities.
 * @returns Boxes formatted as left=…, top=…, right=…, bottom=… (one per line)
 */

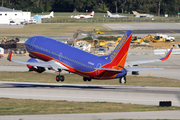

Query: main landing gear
left=119, top=75, right=126, bottom=84
left=83, top=77, right=91, bottom=82
left=56, top=70, right=64, bottom=82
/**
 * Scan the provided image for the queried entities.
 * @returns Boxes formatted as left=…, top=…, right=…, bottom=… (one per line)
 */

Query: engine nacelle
left=132, top=71, right=139, bottom=75
left=27, top=58, right=45, bottom=73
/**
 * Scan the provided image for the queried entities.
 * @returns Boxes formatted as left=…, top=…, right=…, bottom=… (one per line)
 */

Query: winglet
left=7, top=49, right=13, bottom=61
left=160, top=47, right=173, bottom=61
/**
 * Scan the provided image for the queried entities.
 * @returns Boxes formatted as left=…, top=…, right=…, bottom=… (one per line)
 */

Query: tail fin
left=88, top=11, right=94, bottom=16
left=109, top=30, right=133, bottom=67
left=50, top=11, right=54, bottom=17
left=7, top=49, right=13, bottom=61
left=107, top=11, right=112, bottom=16
left=132, top=11, right=138, bottom=15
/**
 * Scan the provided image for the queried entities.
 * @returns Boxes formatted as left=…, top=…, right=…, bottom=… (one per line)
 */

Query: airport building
left=0, top=7, right=31, bottom=24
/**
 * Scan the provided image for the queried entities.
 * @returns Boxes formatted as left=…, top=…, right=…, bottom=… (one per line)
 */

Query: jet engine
left=27, top=58, right=45, bottom=73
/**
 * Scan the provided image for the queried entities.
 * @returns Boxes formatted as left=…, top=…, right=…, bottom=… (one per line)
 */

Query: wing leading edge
left=125, top=47, right=173, bottom=67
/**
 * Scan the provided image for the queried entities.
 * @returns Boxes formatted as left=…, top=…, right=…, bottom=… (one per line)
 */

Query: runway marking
left=165, top=29, right=177, bottom=33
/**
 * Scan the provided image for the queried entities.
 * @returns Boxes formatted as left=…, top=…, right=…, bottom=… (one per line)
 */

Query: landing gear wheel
left=83, top=77, right=91, bottom=82
left=56, top=75, right=60, bottom=82
left=119, top=76, right=126, bottom=84
left=88, top=78, right=91, bottom=82
left=83, top=77, right=87, bottom=82
left=56, top=75, right=65, bottom=82
left=60, top=75, right=64, bottom=82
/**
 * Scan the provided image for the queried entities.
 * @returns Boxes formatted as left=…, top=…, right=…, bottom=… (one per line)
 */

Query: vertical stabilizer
left=50, top=11, right=54, bottom=17
left=109, top=30, right=132, bottom=67
left=107, top=11, right=112, bottom=16
left=88, top=11, right=94, bottom=16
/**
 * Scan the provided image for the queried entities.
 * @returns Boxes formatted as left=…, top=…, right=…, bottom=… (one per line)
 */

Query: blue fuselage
left=24, top=36, right=126, bottom=79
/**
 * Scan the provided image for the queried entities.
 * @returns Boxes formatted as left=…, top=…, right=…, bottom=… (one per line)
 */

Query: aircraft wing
left=125, top=67, right=163, bottom=72
left=7, top=50, right=69, bottom=71
left=95, top=67, right=163, bottom=72
left=125, top=47, right=173, bottom=67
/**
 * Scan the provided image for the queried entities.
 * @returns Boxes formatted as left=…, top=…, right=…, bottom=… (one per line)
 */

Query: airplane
left=132, top=11, right=154, bottom=18
left=39, top=11, right=54, bottom=19
left=7, top=30, right=173, bottom=83
left=105, top=11, right=126, bottom=18
left=71, top=11, right=94, bottom=19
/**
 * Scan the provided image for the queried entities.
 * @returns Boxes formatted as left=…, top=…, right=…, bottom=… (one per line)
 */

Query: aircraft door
left=96, top=63, right=102, bottom=75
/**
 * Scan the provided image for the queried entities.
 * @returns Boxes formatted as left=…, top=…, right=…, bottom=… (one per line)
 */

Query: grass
left=0, top=23, right=108, bottom=36
left=0, top=97, right=180, bottom=115
left=175, top=36, right=180, bottom=42
left=0, top=71, right=180, bottom=87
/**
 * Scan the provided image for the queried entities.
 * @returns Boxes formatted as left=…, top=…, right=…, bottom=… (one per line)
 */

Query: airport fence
left=42, top=17, right=180, bottom=23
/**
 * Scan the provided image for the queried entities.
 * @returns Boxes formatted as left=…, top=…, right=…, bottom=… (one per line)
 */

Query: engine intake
left=27, top=58, right=45, bottom=73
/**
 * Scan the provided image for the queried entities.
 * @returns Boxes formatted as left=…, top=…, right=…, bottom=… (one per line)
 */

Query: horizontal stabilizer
left=95, top=68, right=123, bottom=72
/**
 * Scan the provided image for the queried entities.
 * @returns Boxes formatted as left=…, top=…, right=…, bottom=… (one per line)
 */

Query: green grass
left=0, top=23, right=108, bottom=36
left=175, top=36, right=180, bottom=41
left=0, top=71, right=180, bottom=87
left=0, top=97, right=179, bottom=115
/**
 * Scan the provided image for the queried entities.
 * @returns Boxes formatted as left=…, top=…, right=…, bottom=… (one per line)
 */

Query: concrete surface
left=0, top=111, right=180, bottom=120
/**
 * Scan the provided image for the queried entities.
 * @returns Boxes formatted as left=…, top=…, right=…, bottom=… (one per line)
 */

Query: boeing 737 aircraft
left=7, top=30, right=173, bottom=83
left=105, top=11, right=126, bottom=18
left=71, top=11, right=94, bottom=19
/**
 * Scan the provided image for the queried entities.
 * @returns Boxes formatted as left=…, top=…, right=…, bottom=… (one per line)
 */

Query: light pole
left=158, top=1, right=160, bottom=16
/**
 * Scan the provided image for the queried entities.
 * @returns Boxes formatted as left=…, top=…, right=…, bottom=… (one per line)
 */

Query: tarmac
left=0, top=111, right=180, bottom=120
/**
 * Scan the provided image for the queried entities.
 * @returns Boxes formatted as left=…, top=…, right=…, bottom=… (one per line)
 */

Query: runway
left=0, top=111, right=180, bottom=120
left=0, top=81, right=180, bottom=106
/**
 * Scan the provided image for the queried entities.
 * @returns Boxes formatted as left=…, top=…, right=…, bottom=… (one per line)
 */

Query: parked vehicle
left=29, top=19, right=37, bottom=24
left=9, top=20, right=19, bottom=25
left=157, top=34, right=175, bottom=41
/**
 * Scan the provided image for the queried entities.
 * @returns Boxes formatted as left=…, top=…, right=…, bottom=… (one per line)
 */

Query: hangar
left=0, top=7, right=31, bottom=24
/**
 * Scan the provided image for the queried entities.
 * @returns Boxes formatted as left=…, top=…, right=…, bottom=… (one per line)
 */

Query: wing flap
left=12, top=60, right=51, bottom=67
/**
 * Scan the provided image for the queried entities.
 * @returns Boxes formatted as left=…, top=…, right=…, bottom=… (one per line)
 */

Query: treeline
left=1, top=0, right=180, bottom=15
